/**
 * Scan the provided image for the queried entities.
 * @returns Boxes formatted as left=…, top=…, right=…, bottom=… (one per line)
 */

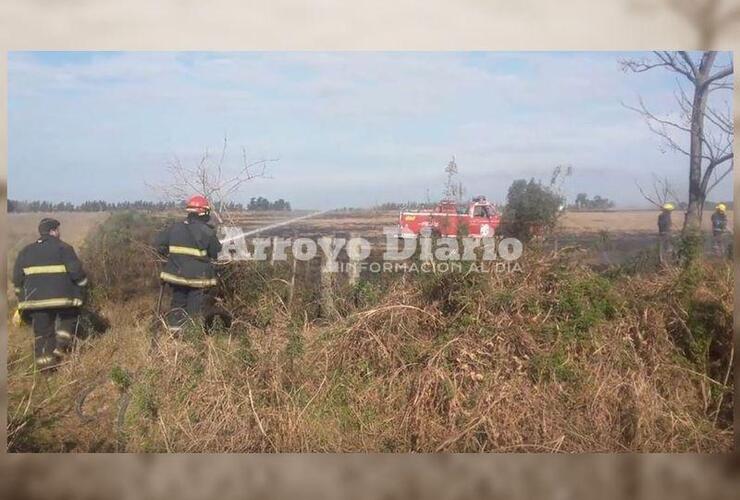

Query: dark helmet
left=38, top=217, right=61, bottom=235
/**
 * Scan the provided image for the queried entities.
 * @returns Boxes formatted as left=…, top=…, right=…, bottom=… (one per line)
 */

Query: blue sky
left=8, top=51, right=733, bottom=209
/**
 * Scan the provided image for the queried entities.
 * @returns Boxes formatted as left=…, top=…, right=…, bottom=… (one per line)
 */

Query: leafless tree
left=635, top=174, right=682, bottom=208
left=153, top=136, right=278, bottom=224
left=620, top=51, right=733, bottom=230
left=629, top=0, right=740, bottom=48
left=443, top=156, right=460, bottom=201
left=549, top=164, right=573, bottom=191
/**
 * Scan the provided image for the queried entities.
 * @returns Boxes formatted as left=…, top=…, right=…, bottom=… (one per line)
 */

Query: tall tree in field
left=443, top=156, right=461, bottom=201
left=621, top=51, right=733, bottom=231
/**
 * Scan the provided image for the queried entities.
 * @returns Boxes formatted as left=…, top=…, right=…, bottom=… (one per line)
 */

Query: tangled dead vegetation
left=6, top=217, right=734, bottom=452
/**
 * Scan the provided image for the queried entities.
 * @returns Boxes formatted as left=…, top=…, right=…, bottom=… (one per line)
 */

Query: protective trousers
left=166, top=285, right=205, bottom=331
left=29, top=307, right=79, bottom=367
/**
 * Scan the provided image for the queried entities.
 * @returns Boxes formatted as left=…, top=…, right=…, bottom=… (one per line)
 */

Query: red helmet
left=186, top=195, right=211, bottom=215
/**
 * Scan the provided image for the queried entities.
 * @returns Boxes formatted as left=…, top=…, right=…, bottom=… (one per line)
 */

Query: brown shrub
left=7, top=236, right=734, bottom=452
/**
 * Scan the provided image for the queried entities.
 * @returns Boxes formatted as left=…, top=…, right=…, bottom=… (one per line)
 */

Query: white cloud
left=8, top=51, right=734, bottom=209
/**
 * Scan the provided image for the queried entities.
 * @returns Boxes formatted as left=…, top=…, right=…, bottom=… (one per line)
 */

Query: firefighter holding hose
left=154, top=195, right=222, bottom=332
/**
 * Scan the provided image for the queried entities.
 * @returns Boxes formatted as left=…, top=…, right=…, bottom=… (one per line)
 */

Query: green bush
left=554, top=273, right=618, bottom=339
left=81, top=212, right=170, bottom=302
left=502, top=178, right=564, bottom=241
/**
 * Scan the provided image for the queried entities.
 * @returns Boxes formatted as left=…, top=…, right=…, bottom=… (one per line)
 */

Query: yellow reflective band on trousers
left=18, top=298, right=83, bottom=310
left=23, top=265, right=67, bottom=275
left=12, top=309, right=23, bottom=327
left=36, top=355, right=57, bottom=366
left=160, top=271, right=217, bottom=288
left=169, top=246, right=207, bottom=257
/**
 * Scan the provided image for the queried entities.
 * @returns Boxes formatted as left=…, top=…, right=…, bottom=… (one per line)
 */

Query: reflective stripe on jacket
left=169, top=245, right=208, bottom=257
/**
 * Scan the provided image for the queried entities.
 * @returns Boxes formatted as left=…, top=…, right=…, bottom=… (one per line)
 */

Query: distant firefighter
left=12, top=218, right=88, bottom=371
left=711, top=203, right=729, bottom=257
left=154, top=195, right=222, bottom=333
left=657, top=203, right=674, bottom=265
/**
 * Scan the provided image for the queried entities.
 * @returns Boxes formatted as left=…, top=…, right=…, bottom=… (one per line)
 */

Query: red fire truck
left=397, top=196, right=502, bottom=238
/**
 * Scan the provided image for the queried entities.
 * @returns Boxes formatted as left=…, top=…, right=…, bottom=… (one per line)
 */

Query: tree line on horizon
left=374, top=201, right=436, bottom=211
left=247, top=197, right=292, bottom=211
left=7, top=198, right=291, bottom=213
left=8, top=199, right=186, bottom=213
left=570, top=193, right=616, bottom=211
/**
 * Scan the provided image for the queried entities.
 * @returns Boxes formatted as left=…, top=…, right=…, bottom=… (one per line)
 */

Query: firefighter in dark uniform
left=711, top=203, right=728, bottom=257
left=657, top=202, right=674, bottom=265
left=12, top=218, right=88, bottom=370
left=154, top=195, right=222, bottom=332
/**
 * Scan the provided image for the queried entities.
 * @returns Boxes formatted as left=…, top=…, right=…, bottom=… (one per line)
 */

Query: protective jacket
left=12, top=235, right=87, bottom=310
left=711, top=211, right=727, bottom=233
left=155, top=215, right=222, bottom=288
left=658, top=212, right=672, bottom=234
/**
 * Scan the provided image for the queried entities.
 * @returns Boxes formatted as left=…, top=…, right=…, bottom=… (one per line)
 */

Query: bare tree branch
left=677, top=51, right=698, bottom=78
left=703, top=99, right=733, bottom=134
left=703, top=65, right=734, bottom=88
left=150, top=135, right=278, bottom=224
left=706, top=159, right=733, bottom=194
left=656, top=50, right=696, bottom=81
left=621, top=98, right=693, bottom=157
left=619, top=52, right=694, bottom=82
left=635, top=175, right=682, bottom=208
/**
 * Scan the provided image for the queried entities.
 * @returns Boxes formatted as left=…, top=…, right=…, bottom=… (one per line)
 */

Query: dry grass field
left=221, top=209, right=733, bottom=238
left=558, top=210, right=733, bottom=234
left=7, top=212, right=109, bottom=247
left=6, top=209, right=732, bottom=277
left=5, top=209, right=734, bottom=453
left=8, top=209, right=723, bottom=245
left=220, top=209, right=734, bottom=265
